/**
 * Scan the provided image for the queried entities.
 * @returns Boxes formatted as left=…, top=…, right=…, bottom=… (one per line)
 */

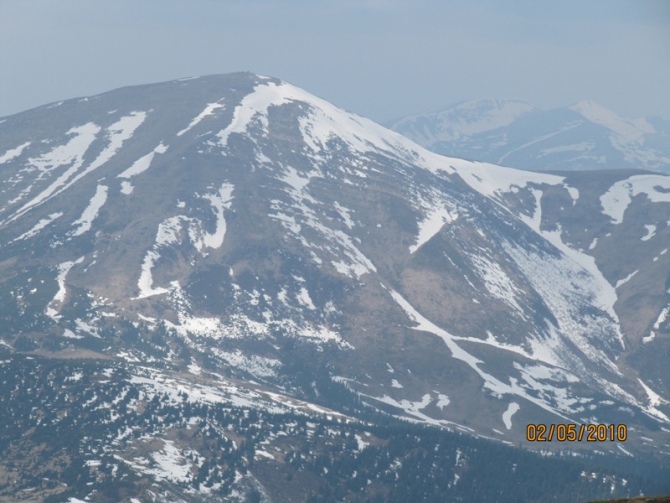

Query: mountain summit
left=0, top=73, right=670, bottom=500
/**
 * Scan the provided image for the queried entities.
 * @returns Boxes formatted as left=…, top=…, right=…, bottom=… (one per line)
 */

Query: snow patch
left=198, top=182, right=234, bottom=250
left=135, top=183, right=234, bottom=298
left=46, top=257, right=85, bottom=319
left=502, top=402, right=520, bottom=430
left=147, top=440, right=193, bottom=483
left=0, top=141, right=30, bottom=164
left=600, top=175, right=670, bottom=225
left=297, top=287, right=316, bottom=310
left=654, top=307, right=670, bottom=330
left=10, top=212, right=63, bottom=243
left=117, top=142, right=168, bottom=179
left=641, top=224, right=656, bottom=241
left=120, top=181, right=134, bottom=194
left=333, top=201, right=355, bottom=229
left=615, top=270, right=638, bottom=289
left=643, top=332, right=656, bottom=344
left=519, top=189, right=623, bottom=347
left=638, top=379, right=670, bottom=421
left=468, top=254, right=525, bottom=315
left=410, top=206, right=458, bottom=254
left=213, top=349, right=281, bottom=379
left=8, top=112, right=145, bottom=223
left=177, top=102, right=224, bottom=136
left=436, top=394, right=450, bottom=410
left=70, top=184, right=108, bottom=236
left=6, top=123, right=100, bottom=222
left=451, top=160, right=564, bottom=204
left=355, top=434, right=369, bottom=451
left=386, top=287, right=572, bottom=419
left=135, top=250, right=169, bottom=298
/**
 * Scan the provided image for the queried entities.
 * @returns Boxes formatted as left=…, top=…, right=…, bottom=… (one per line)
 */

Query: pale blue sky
left=0, top=0, right=668, bottom=121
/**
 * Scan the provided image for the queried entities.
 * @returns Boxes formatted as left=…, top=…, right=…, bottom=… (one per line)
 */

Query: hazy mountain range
left=388, top=99, right=670, bottom=173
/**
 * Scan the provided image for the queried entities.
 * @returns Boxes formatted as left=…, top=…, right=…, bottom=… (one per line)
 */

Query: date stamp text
left=526, top=423, right=627, bottom=442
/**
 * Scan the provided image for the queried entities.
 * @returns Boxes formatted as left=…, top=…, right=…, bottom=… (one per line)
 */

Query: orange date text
left=525, top=423, right=627, bottom=442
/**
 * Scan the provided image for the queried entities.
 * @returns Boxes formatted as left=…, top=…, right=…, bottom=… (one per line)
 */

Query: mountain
left=388, top=99, right=670, bottom=173
left=1, top=73, right=670, bottom=501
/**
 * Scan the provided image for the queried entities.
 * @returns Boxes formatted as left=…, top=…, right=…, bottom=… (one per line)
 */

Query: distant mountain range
left=0, top=74, right=670, bottom=501
left=388, top=99, right=670, bottom=173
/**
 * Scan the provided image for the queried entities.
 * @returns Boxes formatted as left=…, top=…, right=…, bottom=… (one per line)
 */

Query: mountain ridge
left=0, top=73, right=670, bottom=501
left=388, top=98, right=670, bottom=173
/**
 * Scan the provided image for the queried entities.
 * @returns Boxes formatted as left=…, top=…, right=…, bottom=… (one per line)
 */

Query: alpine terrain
left=0, top=73, right=669, bottom=502
left=388, top=99, right=670, bottom=173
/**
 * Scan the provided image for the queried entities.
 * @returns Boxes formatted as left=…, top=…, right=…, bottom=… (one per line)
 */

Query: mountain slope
left=1, top=73, right=670, bottom=500
left=388, top=99, right=670, bottom=173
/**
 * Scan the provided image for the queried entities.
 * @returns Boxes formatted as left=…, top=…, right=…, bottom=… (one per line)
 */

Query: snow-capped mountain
left=388, top=99, right=670, bottom=173
left=1, top=74, right=670, bottom=501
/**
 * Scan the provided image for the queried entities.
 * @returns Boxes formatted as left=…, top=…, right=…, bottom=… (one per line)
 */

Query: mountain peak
left=569, top=100, right=656, bottom=140
left=389, top=98, right=537, bottom=144
left=0, top=74, right=669, bottom=467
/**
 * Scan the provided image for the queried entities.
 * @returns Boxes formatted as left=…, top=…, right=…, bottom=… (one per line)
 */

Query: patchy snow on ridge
left=46, top=257, right=85, bottom=319
left=177, top=102, right=224, bottom=136
left=211, top=349, right=281, bottom=379
left=519, top=189, right=623, bottom=346
left=8, top=112, right=146, bottom=224
left=570, top=101, right=654, bottom=144
left=392, top=99, right=537, bottom=144
left=198, top=182, right=234, bottom=250
left=5, top=123, right=100, bottom=222
left=410, top=205, right=458, bottom=254
left=333, top=201, right=355, bottom=229
left=117, top=143, right=168, bottom=179
left=638, top=379, right=670, bottom=422
left=297, top=287, right=316, bottom=310
left=135, top=250, right=169, bottom=298
left=217, top=81, right=288, bottom=147
left=216, top=80, right=457, bottom=177
left=387, top=287, right=573, bottom=419
left=70, top=184, right=108, bottom=236
left=468, top=253, right=525, bottom=316
left=270, top=167, right=376, bottom=278
left=0, top=141, right=30, bottom=164
left=600, top=175, right=670, bottom=225
left=58, top=112, right=147, bottom=196
left=446, top=158, right=567, bottom=206
left=10, top=212, right=63, bottom=243
left=436, top=394, right=450, bottom=409
left=135, top=183, right=234, bottom=298
left=615, top=270, right=638, bottom=289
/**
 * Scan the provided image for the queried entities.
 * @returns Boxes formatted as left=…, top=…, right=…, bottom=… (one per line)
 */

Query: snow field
left=7, top=112, right=145, bottom=224
left=600, top=175, right=670, bottom=225
left=71, top=184, right=108, bottom=236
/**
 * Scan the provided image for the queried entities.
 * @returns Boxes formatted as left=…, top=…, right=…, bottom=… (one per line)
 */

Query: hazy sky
left=1, top=0, right=668, bottom=123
